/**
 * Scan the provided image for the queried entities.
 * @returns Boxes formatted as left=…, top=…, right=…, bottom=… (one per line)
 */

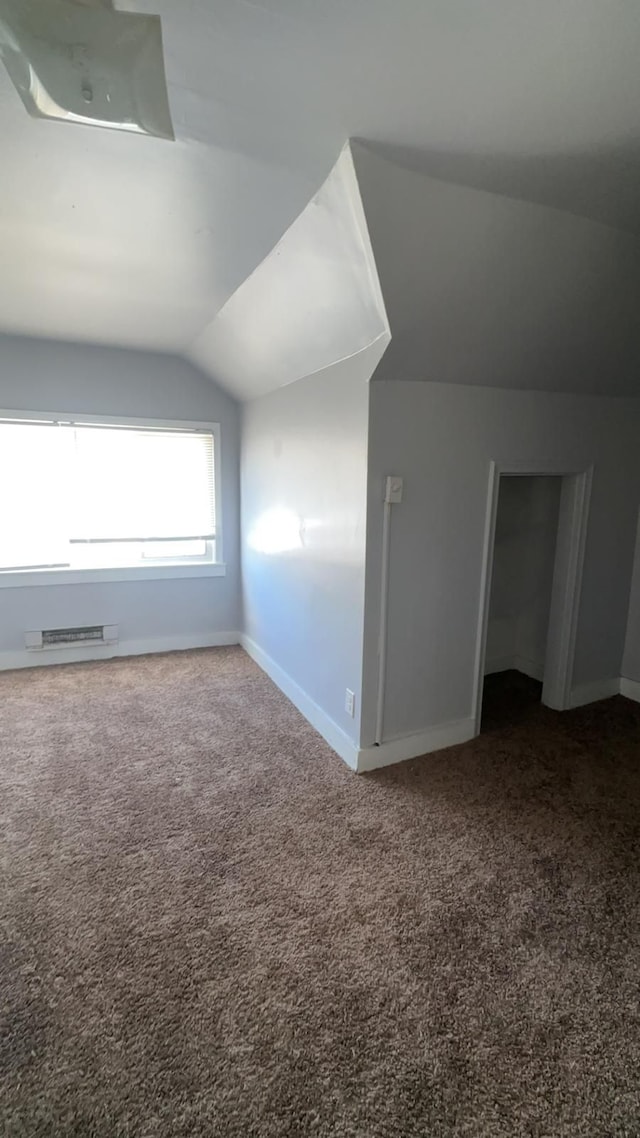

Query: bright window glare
left=0, top=420, right=217, bottom=572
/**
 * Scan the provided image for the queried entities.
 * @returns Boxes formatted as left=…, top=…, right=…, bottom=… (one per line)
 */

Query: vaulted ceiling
left=2, top=0, right=640, bottom=398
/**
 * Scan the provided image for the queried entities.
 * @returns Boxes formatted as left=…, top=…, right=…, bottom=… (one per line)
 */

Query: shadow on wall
left=356, top=138, right=640, bottom=240
left=351, top=140, right=640, bottom=396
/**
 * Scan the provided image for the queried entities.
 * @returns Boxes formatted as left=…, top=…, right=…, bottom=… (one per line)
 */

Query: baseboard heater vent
left=25, top=625, right=119, bottom=650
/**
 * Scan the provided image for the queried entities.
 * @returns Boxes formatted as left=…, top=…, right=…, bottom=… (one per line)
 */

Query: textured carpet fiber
left=1, top=648, right=640, bottom=1137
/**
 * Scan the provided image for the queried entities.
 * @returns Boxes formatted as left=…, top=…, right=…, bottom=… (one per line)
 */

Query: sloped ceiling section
left=352, top=143, right=640, bottom=396
left=188, top=143, right=390, bottom=401
left=0, top=106, right=318, bottom=353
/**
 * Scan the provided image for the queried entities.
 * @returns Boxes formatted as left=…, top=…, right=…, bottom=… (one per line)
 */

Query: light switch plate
left=385, top=475, right=403, bottom=504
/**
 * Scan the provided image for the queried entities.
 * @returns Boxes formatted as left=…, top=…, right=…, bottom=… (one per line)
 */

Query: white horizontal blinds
left=0, top=420, right=216, bottom=572
left=0, top=422, right=72, bottom=570
left=70, top=426, right=215, bottom=543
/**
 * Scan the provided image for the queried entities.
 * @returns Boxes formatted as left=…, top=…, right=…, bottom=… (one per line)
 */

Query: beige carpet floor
left=1, top=647, right=640, bottom=1137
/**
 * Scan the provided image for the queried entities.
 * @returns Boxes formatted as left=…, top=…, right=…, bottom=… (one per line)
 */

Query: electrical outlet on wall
left=345, top=689, right=355, bottom=717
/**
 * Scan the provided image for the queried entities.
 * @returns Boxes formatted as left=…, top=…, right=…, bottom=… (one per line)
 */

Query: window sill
left=0, top=563, right=227, bottom=589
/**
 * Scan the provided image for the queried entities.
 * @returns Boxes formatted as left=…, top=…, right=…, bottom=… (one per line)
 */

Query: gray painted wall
left=0, top=334, right=241, bottom=657
left=486, top=476, right=561, bottom=678
left=241, top=344, right=383, bottom=745
left=353, top=144, right=640, bottom=397
left=622, top=511, right=640, bottom=683
left=362, top=382, right=640, bottom=746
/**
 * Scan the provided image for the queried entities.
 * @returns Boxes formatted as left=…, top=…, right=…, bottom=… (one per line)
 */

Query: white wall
left=0, top=334, right=241, bottom=664
left=362, top=382, right=640, bottom=747
left=622, top=510, right=640, bottom=684
left=486, top=476, right=561, bottom=679
left=241, top=341, right=386, bottom=757
left=190, top=144, right=389, bottom=401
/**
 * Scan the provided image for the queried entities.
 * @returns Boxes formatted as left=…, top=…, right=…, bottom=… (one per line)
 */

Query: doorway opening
left=481, top=476, right=560, bottom=730
left=473, top=462, right=593, bottom=736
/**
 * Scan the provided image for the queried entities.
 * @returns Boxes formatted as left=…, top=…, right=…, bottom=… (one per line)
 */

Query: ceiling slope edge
left=186, top=141, right=391, bottom=402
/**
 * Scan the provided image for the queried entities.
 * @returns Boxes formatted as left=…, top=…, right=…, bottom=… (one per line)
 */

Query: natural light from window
left=0, top=418, right=217, bottom=574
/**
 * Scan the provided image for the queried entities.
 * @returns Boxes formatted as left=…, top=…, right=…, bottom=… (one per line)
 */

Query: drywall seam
left=340, top=143, right=391, bottom=341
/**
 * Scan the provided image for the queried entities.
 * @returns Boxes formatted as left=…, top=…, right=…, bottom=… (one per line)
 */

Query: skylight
left=0, top=0, right=174, bottom=140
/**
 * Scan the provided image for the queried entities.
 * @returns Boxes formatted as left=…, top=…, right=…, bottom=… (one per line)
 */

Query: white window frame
left=0, top=410, right=225, bottom=589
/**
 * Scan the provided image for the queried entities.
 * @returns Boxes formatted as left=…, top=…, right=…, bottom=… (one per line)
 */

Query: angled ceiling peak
left=188, top=142, right=390, bottom=401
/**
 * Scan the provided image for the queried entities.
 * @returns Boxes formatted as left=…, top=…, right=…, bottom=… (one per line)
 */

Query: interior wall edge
left=620, top=676, right=640, bottom=703
left=356, top=717, right=476, bottom=773
left=568, top=677, right=622, bottom=709
left=240, top=635, right=360, bottom=770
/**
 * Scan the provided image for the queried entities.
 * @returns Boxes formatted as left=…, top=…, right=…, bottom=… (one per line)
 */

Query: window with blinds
left=0, top=417, right=218, bottom=572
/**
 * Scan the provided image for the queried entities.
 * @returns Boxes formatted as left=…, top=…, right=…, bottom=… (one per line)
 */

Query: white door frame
left=471, top=459, right=593, bottom=734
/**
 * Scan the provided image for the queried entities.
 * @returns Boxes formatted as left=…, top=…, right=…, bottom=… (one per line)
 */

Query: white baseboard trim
left=0, top=631, right=240, bottom=673
left=240, top=635, right=359, bottom=770
left=357, top=717, right=476, bottom=773
left=620, top=677, right=640, bottom=703
left=568, top=677, right=620, bottom=709
left=485, top=655, right=544, bottom=681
